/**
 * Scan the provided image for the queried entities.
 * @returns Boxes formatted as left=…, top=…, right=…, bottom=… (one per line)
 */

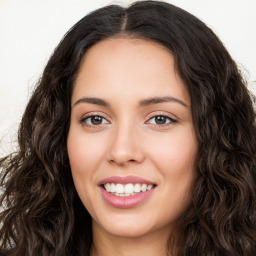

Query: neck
left=90, top=222, right=173, bottom=256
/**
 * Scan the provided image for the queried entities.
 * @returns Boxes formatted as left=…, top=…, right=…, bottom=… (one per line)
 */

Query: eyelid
left=79, top=112, right=111, bottom=127
left=80, top=111, right=111, bottom=120
left=145, top=112, right=178, bottom=126
left=146, top=111, right=177, bottom=120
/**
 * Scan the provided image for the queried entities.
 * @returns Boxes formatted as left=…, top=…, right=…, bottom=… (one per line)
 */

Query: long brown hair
left=1, top=1, right=256, bottom=255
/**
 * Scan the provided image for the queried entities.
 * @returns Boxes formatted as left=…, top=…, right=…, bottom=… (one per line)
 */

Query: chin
left=93, top=213, right=156, bottom=238
left=104, top=224, right=153, bottom=238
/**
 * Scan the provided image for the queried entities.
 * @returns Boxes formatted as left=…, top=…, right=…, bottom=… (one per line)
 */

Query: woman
left=0, top=1, right=255, bottom=255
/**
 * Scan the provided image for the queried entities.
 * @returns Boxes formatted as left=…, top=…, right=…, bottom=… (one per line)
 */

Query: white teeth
left=114, top=193, right=131, bottom=197
left=147, top=184, right=153, bottom=191
left=141, top=184, right=147, bottom=192
left=110, top=183, right=116, bottom=193
left=124, top=183, right=133, bottom=194
left=116, top=184, right=124, bottom=193
left=103, top=182, right=155, bottom=196
left=104, top=183, right=111, bottom=192
left=134, top=183, right=141, bottom=193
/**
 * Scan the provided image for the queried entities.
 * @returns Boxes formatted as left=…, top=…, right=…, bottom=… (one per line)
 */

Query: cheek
left=67, top=132, right=101, bottom=211
left=67, top=131, right=104, bottom=176
left=147, top=128, right=198, bottom=172
left=67, top=132, right=99, bottom=201
left=146, top=128, right=197, bottom=205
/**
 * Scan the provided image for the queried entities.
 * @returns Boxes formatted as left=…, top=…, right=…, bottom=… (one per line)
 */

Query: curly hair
left=1, top=1, right=255, bottom=255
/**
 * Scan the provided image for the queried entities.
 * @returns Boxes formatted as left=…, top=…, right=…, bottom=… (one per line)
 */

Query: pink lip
left=100, top=186, right=156, bottom=209
left=98, top=175, right=156, bottom=209
left=98, top=175, right=155, bottom=185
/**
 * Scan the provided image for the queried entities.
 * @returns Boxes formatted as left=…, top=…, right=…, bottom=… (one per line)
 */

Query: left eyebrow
left=72, top=97, right=110, bottom=108
left=139, top=96, right=188, bottom=108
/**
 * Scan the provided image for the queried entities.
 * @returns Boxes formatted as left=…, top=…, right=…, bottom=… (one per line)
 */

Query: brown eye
left=91, top=116, right=103, bottom=125
left=81, top=115, right=108, bottom=126
left=155, top=116, right=168, bottom=124
left=147, top=115, right=177, bottom=125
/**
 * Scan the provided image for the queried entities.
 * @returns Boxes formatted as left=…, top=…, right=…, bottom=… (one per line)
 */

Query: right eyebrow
left=139, top=96, right=188, bottom=108
left=72, top=97, right=110, bottom=108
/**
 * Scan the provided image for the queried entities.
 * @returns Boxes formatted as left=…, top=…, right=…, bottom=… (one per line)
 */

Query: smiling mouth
left=102, top=183, right=156, bottom=197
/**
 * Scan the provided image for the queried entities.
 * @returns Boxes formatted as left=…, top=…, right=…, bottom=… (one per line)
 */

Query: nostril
left=109, top=158, right=137, bottom=165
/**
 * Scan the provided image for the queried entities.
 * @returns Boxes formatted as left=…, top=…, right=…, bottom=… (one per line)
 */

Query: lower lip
left=100, top=186, right=156, bottom=209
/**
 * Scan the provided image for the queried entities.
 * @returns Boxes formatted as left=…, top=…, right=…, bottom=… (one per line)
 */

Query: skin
left=67, top=38, right=198, bottom=256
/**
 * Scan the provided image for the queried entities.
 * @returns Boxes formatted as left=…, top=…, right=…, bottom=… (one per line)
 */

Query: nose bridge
left=108, top=118, right=144, bottom=164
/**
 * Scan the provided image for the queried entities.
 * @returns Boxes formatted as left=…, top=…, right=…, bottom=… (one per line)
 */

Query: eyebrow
left=73, top=97, right=110, bottom=108
left=138, top=96, right=188, bottom=108
left=72, top=96, right=188, bottom=108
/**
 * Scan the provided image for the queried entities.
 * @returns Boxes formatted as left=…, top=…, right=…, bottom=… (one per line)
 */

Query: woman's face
left=67, top=38, right=198, bottom=239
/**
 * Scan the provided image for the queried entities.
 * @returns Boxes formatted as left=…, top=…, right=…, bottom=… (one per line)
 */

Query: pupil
left=92, top=116, right=102, bottom=125
left=156, top=116, right=166, bottom=124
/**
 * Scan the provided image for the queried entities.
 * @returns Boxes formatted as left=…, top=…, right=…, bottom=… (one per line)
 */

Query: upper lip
left=98, top=175, right=156, bottom=185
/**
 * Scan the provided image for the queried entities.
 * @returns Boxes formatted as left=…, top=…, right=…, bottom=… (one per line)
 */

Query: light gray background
left=0, top=0, right=255, bottom=155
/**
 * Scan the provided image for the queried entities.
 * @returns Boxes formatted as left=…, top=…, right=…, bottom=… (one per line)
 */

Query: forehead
left=72, top=37, right=190, bottom=106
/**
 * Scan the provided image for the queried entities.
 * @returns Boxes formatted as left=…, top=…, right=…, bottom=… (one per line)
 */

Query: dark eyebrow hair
left=73, top=97, right=110, bottom=107
left=72, top=96, right=188, bottom=108
left=139, top=96, right=188, bottom=108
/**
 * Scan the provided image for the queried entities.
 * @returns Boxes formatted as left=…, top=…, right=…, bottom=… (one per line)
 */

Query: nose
left=107, top=123, right=145, bottom=166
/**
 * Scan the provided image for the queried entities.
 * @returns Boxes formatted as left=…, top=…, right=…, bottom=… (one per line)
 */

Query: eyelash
left=80, top=113, right=177, bottom=128
left=80, top=114, right=109, bottom=128
left=146, top=114, right=177, bottom=127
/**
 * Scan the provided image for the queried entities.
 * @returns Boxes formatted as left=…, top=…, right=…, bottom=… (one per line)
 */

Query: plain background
left=0, top=0, right=256, bottom=155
